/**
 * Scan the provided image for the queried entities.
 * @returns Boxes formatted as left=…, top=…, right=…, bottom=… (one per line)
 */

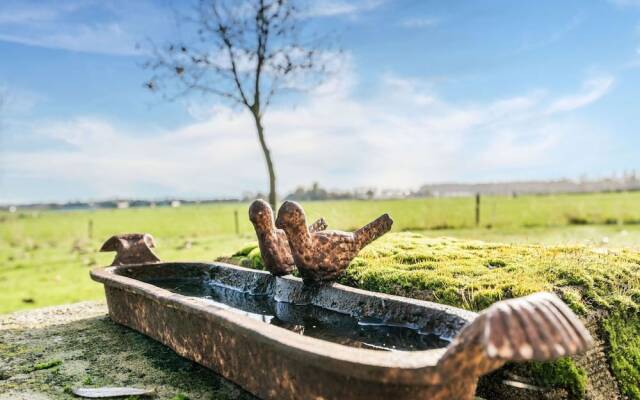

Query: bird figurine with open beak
left=275, top=200, right=393, bottom=284
left=249, top=199, right=328, bottom=276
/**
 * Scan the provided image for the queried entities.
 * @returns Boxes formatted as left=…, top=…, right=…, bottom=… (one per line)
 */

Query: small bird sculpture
left=275, top=200, right=393, bottom=284
left=249, top=199, right=328, bottom=276
left=100, top=233, right=160, bottom=266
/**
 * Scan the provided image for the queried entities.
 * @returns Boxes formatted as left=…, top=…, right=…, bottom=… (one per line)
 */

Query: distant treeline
left=415, top=175, right=640, bottom=198
left=283, top=175, right=640, bottom=201
left=284, top=182, right=376, bottom=201
left=3, top=174, right=640, bottom=211
left=1, top=198, right=241, bottom=212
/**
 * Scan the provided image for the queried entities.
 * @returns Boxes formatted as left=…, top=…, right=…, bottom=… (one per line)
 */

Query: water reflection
left=144, top=278, right=449, bottom=351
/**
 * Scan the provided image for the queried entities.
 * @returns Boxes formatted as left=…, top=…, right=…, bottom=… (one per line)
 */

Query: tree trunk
left=252, top=112, right=277, bottom=210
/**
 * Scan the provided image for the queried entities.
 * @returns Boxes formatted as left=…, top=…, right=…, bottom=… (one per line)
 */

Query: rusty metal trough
left=91, top=234, right=592, bottom=400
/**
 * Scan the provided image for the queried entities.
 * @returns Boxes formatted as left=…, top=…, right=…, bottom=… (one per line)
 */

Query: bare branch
left=144, top=0, right=329, bottom=110
left=143, top=0, right=334, bottom=209
left=210, top=1, right=252, bottom=107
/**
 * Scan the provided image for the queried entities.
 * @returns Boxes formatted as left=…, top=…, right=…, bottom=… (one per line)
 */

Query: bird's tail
left=354, top=213, right=393, bottom=249
left=436, top=292, right=593, bottom=381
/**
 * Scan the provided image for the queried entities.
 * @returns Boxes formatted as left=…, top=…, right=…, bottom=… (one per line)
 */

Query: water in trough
left=143, top=277, right=450, bottom=352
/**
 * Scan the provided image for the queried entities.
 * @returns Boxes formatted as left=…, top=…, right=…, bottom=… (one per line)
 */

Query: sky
left=1, top=0, right=640, bottom=204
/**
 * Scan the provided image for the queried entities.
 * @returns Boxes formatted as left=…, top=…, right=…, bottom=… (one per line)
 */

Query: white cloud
left=306, top=0, right=386, bottom=17
left=400, top=17, right=439, bottom=29
left=516, top=14, right=583, bottom=53
left=0, top=23, right=140, bottom=56
left=546, top=76, right=614, bottom=114
left=0, top=0, right=168, bottom=56
left=0, top=60, right=616, bottom=203
left=0, top=0, right=383, bottom=56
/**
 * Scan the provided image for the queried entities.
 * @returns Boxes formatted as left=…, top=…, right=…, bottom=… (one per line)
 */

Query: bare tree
left=145, top=0, right=328, bottom=210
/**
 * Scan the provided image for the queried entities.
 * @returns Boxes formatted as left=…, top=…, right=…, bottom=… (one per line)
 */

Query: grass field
left=2, top=191, right=640, bottom=314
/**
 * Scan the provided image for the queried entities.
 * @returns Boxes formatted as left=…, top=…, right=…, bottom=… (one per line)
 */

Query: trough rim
left=91, top=261, right=478, bottom=384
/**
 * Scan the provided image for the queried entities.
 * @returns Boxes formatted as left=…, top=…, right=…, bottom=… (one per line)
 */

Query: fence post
left=234, top=210, right=239, bottom=235
left=475, top=193, right=481, bottom=227
left=88, top=219, right=94, bottom=239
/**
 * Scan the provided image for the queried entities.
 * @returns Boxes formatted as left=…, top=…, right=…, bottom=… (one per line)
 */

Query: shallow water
left=143, top=278, right=450, bottom=352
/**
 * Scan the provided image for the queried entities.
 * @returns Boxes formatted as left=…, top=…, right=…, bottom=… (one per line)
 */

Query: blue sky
left=1, top=0, right=639, bottom=204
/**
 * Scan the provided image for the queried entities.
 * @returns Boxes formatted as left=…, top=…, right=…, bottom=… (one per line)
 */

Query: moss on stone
left=527, top=358, right=588, bottom=398
left=230, top=232, right=640, bottom=399
left=31, top=359, right=62, bottom=371
left=0, top=303, right=256, bottom=400
left=232, top=244, right=258, bottom=258
left=602, top=312, right=640, bottom=399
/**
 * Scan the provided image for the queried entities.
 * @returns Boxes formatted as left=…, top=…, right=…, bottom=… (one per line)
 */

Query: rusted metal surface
left=249, top=199, right=328, bottom=276
left=91, top=244, right=592, bottom=400
left=275, top=200, right=393, bottom=283
left=99, top=233, right=160, bottom=266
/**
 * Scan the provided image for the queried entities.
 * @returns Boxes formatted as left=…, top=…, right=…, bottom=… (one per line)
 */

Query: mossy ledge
left=229, top=232, right=640, bottom=399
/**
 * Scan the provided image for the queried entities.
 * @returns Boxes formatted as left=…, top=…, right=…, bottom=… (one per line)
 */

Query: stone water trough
left=91, top=234, right=593, bottom=400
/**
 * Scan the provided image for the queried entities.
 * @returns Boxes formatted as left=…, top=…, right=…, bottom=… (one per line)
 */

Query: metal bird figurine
left=275, top=200, right=393, bottom=284
left=100, top=233, right=160, bottom=266
left=430, top=292, right=593, bottom=399
left=249, top=199, right=328, bottom=276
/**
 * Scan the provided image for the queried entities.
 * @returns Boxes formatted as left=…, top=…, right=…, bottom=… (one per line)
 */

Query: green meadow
left=2, top=191, right=640, bottom=314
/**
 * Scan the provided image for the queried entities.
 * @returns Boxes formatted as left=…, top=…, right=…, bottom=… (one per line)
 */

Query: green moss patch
left=230, top=232, right=640, bottom=399
left=527, top=358, right=588, bottom=398
left=602, top=312, right=640, bottom=399
left=31, top=359, right=62, bottom=371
